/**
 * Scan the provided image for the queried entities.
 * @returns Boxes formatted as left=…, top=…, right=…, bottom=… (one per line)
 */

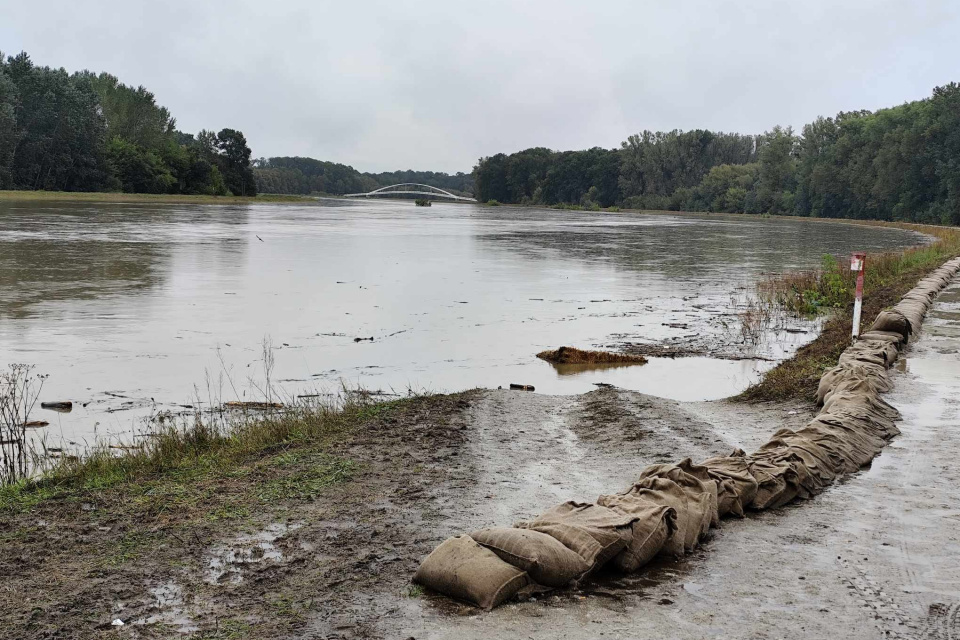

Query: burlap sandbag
left=744, top=452, right=803, bottom=510
left=816, top=362, right=892, bottom=405
left=637, top=460, right=720, bottom=527
left=797, top=419, right=884, bottom=473
left=894, top=301, right=926, bottom=332
left=469, top=527, right=591, bottom=587
left=621, top=463, right=716, bottom=556
left=869, top=309, right=911, bottom=340
left=822, top=389, right=901, bottom=426
left=857, top=329, right=907, bottom=347
left=838, top=340, right=898, bottom=368
left=755, top=429, right=837, bottom=498
left=413, top=535, right=530, bottom=609
left=821, top=376, right=900, bottom=419
left=699, top=449, right=759, bottom=517
left=596, top=493, right=676, bottom=572
left=515, top=501, right=635, bottom=572
left=823, top=407, right=901, bottom=442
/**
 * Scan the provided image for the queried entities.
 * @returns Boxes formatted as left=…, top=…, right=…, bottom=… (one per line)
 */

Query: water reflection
left=0, top=201, right=250, bottom=319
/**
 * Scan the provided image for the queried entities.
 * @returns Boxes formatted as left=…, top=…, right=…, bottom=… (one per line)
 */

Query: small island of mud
left=536, top=346, right=648, bottom=365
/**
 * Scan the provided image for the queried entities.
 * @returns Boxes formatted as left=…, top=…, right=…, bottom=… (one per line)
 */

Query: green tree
left=215, top=128, right=256, bottom=196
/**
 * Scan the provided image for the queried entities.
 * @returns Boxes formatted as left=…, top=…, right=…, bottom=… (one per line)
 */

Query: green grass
left=737, top=222, right=960, bottom=402
left=0, top=396, right=407, bottom=514
left=256, top=455, right=356, bottom=502
left=0, top=190, right=315, bottom=204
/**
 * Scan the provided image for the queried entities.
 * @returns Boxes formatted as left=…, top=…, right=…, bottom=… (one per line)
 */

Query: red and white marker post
left=851, top=252, right=866, bottom=339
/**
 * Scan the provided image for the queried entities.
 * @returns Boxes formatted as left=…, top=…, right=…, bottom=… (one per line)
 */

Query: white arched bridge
left=343, top=183, right=477, bottom=202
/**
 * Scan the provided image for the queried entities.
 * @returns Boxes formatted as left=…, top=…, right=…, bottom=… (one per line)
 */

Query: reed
left=0, top=365, right=45, bottom=486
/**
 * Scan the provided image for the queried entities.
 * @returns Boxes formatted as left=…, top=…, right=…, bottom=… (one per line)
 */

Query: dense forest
left=4, top=48, right=958, bottom=225
left=475, top=83, right=960, bottom=225
left=253, top=157, right=474, bottom=197
left=0, top=52, right=256, bottom=196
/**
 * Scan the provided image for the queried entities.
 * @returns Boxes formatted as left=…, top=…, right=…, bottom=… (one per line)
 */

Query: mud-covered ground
left=2, top=280, right=958, bottom=640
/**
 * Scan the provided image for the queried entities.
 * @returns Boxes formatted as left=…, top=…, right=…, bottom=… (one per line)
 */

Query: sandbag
left=413, top=535, right=530, bottom=609
left=621, top=463, right=717, bottom=556
left=822, top=388, right=901, bottom=424
left=857, top=330, right=907, bottom=347
left=869, top=309, right=911, bottom=340
left=744, top=453, right=802, bottom=510
left=755, top=429, right=837, bottom=497
left=797, top=418, right=885, bottom=472
left=838, top=340, right=898, bottom=368
left=596, top=493, right=675, bottom=572
left=637, top=459, right=720, bottom=527
left=515, top=501, right=635, bottom=571
left=821, top=375, right=898, bottom=412
left=698, top=449, right=759, bottom=517
left=470, top=527, right=591, bottom=587
left=816, top=362, right=891, bottom=405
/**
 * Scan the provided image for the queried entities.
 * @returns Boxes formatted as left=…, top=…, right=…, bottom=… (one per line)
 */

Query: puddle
left=205, top=522, right=302, bottom=585
left=131, top=581, right=199, bottom=634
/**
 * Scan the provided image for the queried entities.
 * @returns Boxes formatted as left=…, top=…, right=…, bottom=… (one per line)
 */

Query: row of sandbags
left=413, top=257, right=960, bottom=610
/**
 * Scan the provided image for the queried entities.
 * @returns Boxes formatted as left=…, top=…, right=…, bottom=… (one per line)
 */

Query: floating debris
left=40, top=401, right=72, bottom=412
left=224, top=401, right=283, bottom=410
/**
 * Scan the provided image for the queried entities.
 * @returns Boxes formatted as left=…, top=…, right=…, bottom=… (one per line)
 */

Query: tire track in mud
left=459, top=388, right=734, bottom=532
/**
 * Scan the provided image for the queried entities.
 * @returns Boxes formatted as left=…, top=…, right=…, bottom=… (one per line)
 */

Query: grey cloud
left=3, top=0, right=958, bottom=172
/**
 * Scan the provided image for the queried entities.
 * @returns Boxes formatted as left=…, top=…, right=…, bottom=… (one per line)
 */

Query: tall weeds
left=0, top=365, right=45, bottom=485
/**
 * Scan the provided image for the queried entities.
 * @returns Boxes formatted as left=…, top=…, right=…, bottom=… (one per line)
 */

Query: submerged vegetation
left=738, top=222, right=960, bottom=402
left=0, top=387, right=402, bottom=512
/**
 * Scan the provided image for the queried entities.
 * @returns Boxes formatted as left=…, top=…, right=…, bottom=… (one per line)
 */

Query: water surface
left=0, top=199, right=925, bottom=445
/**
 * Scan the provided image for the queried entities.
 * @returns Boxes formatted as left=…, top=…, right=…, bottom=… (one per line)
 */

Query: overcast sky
left=2, top=1, right=958, bottom=173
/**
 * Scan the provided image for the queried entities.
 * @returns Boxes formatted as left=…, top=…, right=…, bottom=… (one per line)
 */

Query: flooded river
left=0, top=198, right=925, bottom=446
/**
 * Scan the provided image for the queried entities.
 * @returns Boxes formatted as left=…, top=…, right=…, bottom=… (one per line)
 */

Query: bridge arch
left=343, top=183, right=477, bottom=202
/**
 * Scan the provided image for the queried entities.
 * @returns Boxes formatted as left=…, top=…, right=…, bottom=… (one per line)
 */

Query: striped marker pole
left=851, top=252, right=866, bottom=339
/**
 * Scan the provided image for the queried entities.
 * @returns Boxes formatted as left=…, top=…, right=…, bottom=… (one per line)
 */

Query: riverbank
left=0, top=190, right=316, bottom=205
left=737, top=222, right=960, bottom=402
left=0, top=385, right=814, bottom=638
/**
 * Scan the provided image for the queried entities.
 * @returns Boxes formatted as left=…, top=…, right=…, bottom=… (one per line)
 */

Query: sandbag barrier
left=414, top=258, right=960, bottom=610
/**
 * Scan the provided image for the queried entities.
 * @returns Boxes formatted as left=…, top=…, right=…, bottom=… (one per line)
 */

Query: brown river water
left=0, top=198, right=925, bottom=448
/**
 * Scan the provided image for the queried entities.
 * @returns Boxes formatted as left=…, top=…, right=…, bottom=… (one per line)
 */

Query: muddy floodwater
left=0, top=199, right=924, bottom=446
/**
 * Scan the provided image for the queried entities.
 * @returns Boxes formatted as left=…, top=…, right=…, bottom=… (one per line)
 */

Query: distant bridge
left=343, top=183, right=477, bottom=202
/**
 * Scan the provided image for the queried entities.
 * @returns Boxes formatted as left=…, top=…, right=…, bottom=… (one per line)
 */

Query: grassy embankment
left=737, top=220, right=960, bottom=402
left=0, top=190, right=315, bottom=204
left=0, top=393, right=432, bottom=516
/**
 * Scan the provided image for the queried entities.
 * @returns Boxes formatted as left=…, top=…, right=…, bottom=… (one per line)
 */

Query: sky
left=2, top=0, right=958, bottom=173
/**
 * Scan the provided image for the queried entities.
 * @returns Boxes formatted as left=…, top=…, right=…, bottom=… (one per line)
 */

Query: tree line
left=474, top=83, right=960, bottom=225
left=0, top=52, right=256, bottom=196
left=253, top=157, right=474, bottom=197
